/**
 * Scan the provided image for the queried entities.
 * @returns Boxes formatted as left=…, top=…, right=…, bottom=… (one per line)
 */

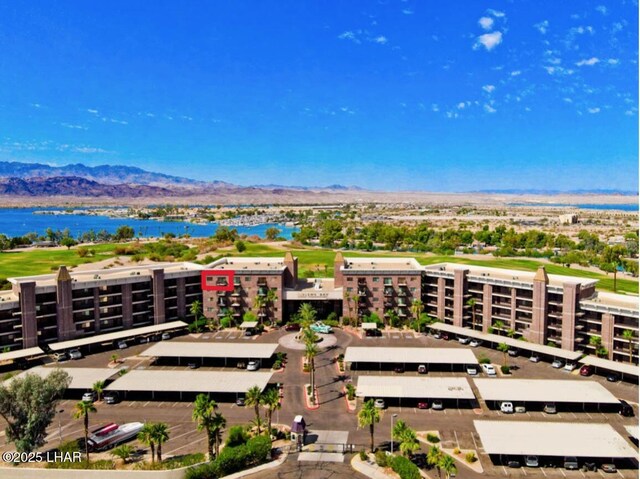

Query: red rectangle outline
left=201, top=270, right=235, bottom=291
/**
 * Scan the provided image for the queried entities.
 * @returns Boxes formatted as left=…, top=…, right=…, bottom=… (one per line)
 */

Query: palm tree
left=305, top=341, right=319, bottom=400
left=262, top=388, right=281, bottom=438
left=507, top=329, right=517, bottom=339
left=398, top=428, right=420, bottom=458
left=439, top=454, right=457, bottom=479
left=427, top=445, right=443, bottom=477
left=497, top=342, right=509, bottom=367
left=110, top=353, right=119, bottom=365
left=110, top=444, right=134, bottom=465
left=493, top=320, right=504, bottom=335
left=151, top=423, right=170, bottom=463
left=138, top=423, right=156, bottom=464
left=190, top=299, right=203, bottom=320
left=92, top=380, right=105, bottom=402
left=192, top=393, right=219, bottom=460
left=222, top=309, right=235, bottom=328
left=410, top=299, right=424, bottom=320
left=589, top=335, right=608, bottom=357
left=466, top=297, right=477, bottom=330
left=343, top=291, right=353, bottom=325
left=622, top=329, right=636, bottom=364
left=358, top=399, right=381, bottom=452
left=253, top=295, right=266, bottom=325
left=392, top=419, right=409, bottom=441
left=265, top=289, right=278, bottom=323
left=298, top=303, right=317, bottom=328
left=210, top=412, right=226, bottom=457
left=246, top=385, right=264, bottom=434
left=73, top=400, right=97, bottom=461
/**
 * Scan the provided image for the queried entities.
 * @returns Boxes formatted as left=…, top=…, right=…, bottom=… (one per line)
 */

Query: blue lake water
left=508, top=203, right=637, bottom=212
left=0, top=208, right=298, bottom=239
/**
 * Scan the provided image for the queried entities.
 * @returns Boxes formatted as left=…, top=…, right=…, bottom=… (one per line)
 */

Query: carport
left=579, top=355, right=639, bottom=382
left=344, top=347, right=477, bottom=372
left=104, top=369, right=273, bottom=401
left=473, top=378, right=621, bottom=412
left=239, top=321, right=258, bottom=332
left=355, top=376, right=475, bottom=407
left=0, top=347, right=45, bottom=369
left=139, top=341, right=278, bottom=367
left=429, top=322, right=583, bottom=362
left=474, top=420, right=638, bottom=467
left=8, top=366, right=119, bottom=398
left=48, top=321, right=188, bottom=353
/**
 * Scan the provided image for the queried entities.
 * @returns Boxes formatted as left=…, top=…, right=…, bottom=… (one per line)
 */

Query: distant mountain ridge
left=0, top=176, right=179, bottom=197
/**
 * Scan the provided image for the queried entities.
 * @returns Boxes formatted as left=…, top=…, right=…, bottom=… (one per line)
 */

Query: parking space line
left=579, top=469, right=585, bottom=477
left=559, top=468, right=566, bottom=477
left=522, top=467, right=527, bottom=475
left=585, top=412, right=593, bottom=420
left=127, top=401, right=136, bottom=407
left=615, top=470, right=624, bottom=478
left=172, top=402, right=180, bottom=407
left=540, top=467, right=547, bottom=477
left=158, top=402, right=165, bottom=407
left=143, top=401, right=150, bottom=408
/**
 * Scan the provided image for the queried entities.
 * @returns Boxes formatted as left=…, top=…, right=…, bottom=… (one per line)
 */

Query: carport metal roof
left=139, top=341, right=278, bottom=359
left=361, top=322, right=378, bottom=330
left=429, top=322, right=583, bottom=361
left=105, top=370, right=272, bottom=393
left=239, top=321, right=258, bottom=329
left=473, top=378, right=619, bottom=404
left=579, top=355, right=639, bottom=377
left=625, top=425, right=638, bottom=440
left=356, top=376, right=475, bottom=400
left=9, top=366, right=118, bottom=390
left=49, top=321, right=188, bottom=351
left=344, top=347, right=477, bottom=365
left=0, top=347, right=44, bottom=363
left=474, top=421, right=637, bottom=458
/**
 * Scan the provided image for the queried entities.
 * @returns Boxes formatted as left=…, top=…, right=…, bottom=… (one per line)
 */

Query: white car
left=466, top=366, right=479, bottom=376
left=117, top=340, right=128, bottom=350
left=374, top=399, right=386, bottom=409
left=481, top=363, right=497, bottom=376
left=529, top=354, right=540, bottom=363
left=82, top=391, right=96, bottom=403
left=431, top=400, right=444, bottom=410
left=563, top=362, right=577, bottom=372
left=69, top=349, right=82, bottom=360
left=246, top=360, right=260, bottom=371
left=458, top=337, right=470, bottom=345
left=161, top=332, right=171, bottom=340
left=551, top=359, right=564, bottom=369
left=500, top=402, right=514, bottom=414
left=515, top=405, right=527, bottom=413
left=469, top=339, right=483, bottom=348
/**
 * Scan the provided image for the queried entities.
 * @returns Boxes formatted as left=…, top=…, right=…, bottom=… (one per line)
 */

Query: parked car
left=431, top=400, right=444, bottom=410
left=607, top=373, right=620, bottom=382
left=116, top=340, right=128, bottom=350
left=417, top=364, right=427, bottom=374
left=458, top=336, right=470, bottom=345
left=82, top=391, right=96, bottom=403
left=374, top=399, right=386, bottom=409
left=244, top=328, right=254, bottom=337
left=515, top=405, right=527, bottom=413
left=579, top=364, right=594, bottom=376
left=601, top=463, right=617, bottom=473
left=161, top=332, right=171, bottom=340
left=434, top=332, right=450, bottom=340
left=525, top=456, right=539, bottom=467
left=285, top=323, right=301, bottom=331
left=529, top=354, right=540, bottom=363
left=187, top=362, right=199, bottom=369
left=504, top=456, right=520, bottom=468
left=441, top=332, right=450, bottom=340
left=69, top=349, right=82, bottom=360
left=53, top=352, right=68, bottom=362
left=365, top=328, right=382, bottom=337
left=469, top=339, right=483, bottom=348
left=500, top=402, right=514, bottom=414
left=466, top=366, right=478, bottom=376
left=393, top=364, right=405, bottom=373
left=583, top=462, right=596, bottom=472
left=236, top=361, right=246, bottom=369
left=310, top=322, right=333, bottom=334
left=236, top=397, right=245, bottom=407
left=551, top=359, right=564, bottom=369
left=563, top=362, right=577, bottom=372
left=137, top=336, right=150, bottom=344
left=247, top=360, right=260, bottom=371
left=481, top=363, right=497, bottom=376
left=507, top=348, right=519, bottom=357
left=619, top=399, right=634, bottom=417
left=103, top=391, right=120, bottom=405
left=417, top=401, right=429, bottom=409
left=543, top=402, right=557, bottom=414
left=564, top=457, right=579, bottom=470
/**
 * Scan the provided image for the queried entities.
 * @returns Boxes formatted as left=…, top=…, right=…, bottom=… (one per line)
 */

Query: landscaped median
left=417, top=430, right=483, bottom=475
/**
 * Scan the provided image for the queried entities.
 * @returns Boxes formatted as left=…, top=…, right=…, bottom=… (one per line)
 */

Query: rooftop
left=580, top=291, right=639, bottom=316
left=474, top=420, right=638, bottom=458
left=9, top=366, right=118, bottom=390
left=344, top=347, right=477, bottom=365
left=205, top=257, right=288, bottom=272
left=473, top=378, right=619, bottom=404
left=105, top=370, right=272, bottom=394
left=356, top=376, right=475, bottom=399
left=342, top=257, right=423, bottom=273
left=579, top=355, right=639, bottom=377
left=139, top=341, right=278, bottom=359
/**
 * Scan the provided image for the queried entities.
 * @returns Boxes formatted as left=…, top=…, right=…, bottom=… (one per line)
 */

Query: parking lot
left=0, top=326, right=636, bottom=477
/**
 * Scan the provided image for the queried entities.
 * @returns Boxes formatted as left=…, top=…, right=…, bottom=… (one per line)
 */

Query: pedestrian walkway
left=298, top=452, right=345, bottom=463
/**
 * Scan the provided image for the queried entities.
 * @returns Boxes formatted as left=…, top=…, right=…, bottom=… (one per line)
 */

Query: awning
left=344, top=346, right=477, bottom=365
left=579, top=355, right=639, bottom=377
left=8, top=366, right=119, bottom=390
left=356, top=376, right=475, bottom=400
left=429, top=322, right=583, bottom=361
left=0, top=347, right=44, bottom=363
left=239, top=321, right=258, bottom=329
left=361, top=322, right=378, bottom=330
left=139, top=341, right=278, bottom=359
left=49, top=321, right=188, bottom=351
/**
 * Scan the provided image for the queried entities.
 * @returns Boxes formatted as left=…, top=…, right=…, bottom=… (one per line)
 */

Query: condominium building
left=0, top=253, right=637, bottom=365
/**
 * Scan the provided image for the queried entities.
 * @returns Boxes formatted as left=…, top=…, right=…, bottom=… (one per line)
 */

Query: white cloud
left=478, top=17, right=494, bottom=30
left=431, top=104, right=439, bottom=112
left=510, top=70, right=521, bottom=76
left=587, top=107, right=600, bottom=114
left=73, top=146, right=107, bottom=153
left=446, top=111, right=459, bottom=119
left=534, top=20, right=549, bottom=34
left=86, top=109, right=99, bottom=114
left=611, top=22, right=624, bottom=33
left=487, top=9, right=505, bottom=18
left=372, top=36, right=388, bottom=45
left=607, top=58, right=620, bottom=65
left=484, top=104, right=497, bottom=113
left=402, top=9, right=413, bottom=15
left=30, top=103, right=42, bottom=108
left=457, top=102, right=466, bottom=110
left=595, top=5, right=608, bottom=15
left=60, top=123, right=88, bottom=130
left=563, top=97, right=573, bottom=103
left=482, top=85, right=496, bottom=93
left=576, top=57, right=599, bottom=66
left=473, top=31, right=503, bottom=51
left=338, top=31, right=360, bottom=43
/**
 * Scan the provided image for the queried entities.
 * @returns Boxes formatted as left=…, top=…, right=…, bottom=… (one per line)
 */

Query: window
left=373, top=298, right=379, bottom=302
left=347, top=277, right=353, bottom=282
left=383, top=278, right=392, bottom=285
left=410, top=287, right=416, bottom=292
left=373, top=277, right=379, bottom=282
left=347, top=287, right=353, bottom=292
left=373, top=287, right=379, bottom=292
left=245, top=277, right=250, bottom=282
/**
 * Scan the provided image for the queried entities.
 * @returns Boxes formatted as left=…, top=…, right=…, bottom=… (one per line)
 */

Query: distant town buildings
left=558, top=213, right=579, bottom=225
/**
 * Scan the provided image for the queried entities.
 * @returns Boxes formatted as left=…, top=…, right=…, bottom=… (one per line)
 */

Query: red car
left=580, top=364, right=594, bottom=377
left=284, top=323, right=301, bottom=331
left=417, top=401, right=429, bottom=409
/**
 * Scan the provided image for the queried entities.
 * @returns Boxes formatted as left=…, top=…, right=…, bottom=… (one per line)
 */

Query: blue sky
left=0, top=1, right=637, bottom=191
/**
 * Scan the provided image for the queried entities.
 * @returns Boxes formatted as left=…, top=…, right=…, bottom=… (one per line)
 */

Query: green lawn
left=1, top=241, right=637, bottom=295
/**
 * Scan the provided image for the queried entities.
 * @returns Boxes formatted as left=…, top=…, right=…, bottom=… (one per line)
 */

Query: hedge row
left=186, top=435, right=271, bottom=479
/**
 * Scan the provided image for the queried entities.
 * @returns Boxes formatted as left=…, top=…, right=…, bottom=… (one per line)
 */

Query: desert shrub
left=478, top=356, right=491, bottom=364
left=225, top=425, right=249, bottom=447
left=390, top=455, right=421, bottom=479
left=465, top=451, right=477, bottom=463
left=500, top=365, right=511, bottom=374
left=374, top=450, right=388, bottom=467
left=453, top=447, right=461, bottom=455
left=359, top=450, right=368, bottom=461
left=426, top=433, right=440, bottom=443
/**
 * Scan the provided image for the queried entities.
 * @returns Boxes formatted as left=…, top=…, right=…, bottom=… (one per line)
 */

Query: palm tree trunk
left=208, top=432, right=214, bottom=460
left=84, top=413, right=89, bottom=461
left=150, top=443, right=155, bottom=464
left=267, top=410, right=272, bottom=437
left=157, top=443, right=162, bottom=463
left=255, top=406, right=261, bottom=434
left=613, top=270, right=617, bottom=292
left=369, top=424, right=374, bottom=452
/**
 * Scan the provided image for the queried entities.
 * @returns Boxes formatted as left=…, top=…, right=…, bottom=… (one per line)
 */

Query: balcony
left=258, top=288, right=268, bottom=297
left=397, top=290, right=407, bottom=297
left=384, top=288, right=394, bottom=297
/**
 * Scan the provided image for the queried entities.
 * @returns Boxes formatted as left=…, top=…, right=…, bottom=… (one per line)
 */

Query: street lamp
left=390, top=413, right=398, bottom=454
left=58, top=409, right=64, bottom=444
